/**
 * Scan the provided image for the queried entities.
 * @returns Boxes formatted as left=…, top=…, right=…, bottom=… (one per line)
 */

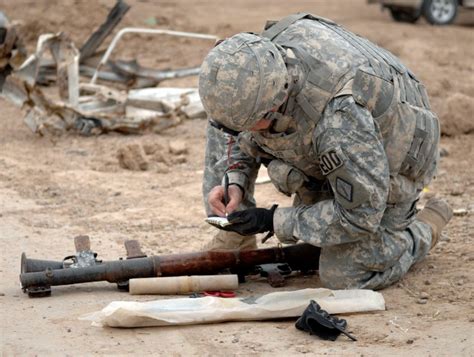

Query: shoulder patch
left=319, top=149, right=343, bottom=175
left=335, top=177, right=353, bottom=202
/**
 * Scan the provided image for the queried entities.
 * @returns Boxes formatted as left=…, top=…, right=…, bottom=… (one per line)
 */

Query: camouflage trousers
left=202, top=124, right=258, bottom=250
left=295, top=188, right=433, bottom=290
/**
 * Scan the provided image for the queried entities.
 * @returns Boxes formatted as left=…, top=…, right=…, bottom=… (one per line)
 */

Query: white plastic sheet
left=81, top=288, right=385, bottom=328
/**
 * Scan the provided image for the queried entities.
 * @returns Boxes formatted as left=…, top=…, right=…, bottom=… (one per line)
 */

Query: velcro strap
left=296, top=92, right=322, bottom=124
left=261, top=12, right=311, bottom=40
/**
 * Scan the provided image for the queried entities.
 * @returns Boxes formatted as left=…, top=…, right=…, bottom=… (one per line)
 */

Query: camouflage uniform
left=201, top=13, right=439, bottom=289
left=202, top=124, right=259, bottom=250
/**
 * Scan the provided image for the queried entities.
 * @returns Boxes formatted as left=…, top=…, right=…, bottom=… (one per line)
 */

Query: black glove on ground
left=295, top=300, right=357, bottom=341
left=224, top=205, right=277, bottom=236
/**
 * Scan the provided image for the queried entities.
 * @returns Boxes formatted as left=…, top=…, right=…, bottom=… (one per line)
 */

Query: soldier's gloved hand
left=224, top=205, right=277, bottom=236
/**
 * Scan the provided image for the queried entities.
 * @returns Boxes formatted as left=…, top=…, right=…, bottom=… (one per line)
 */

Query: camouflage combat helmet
left=199, top=33, right=289, bottom=132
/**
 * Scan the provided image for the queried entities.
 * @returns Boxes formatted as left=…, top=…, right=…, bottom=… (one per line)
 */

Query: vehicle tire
left=422, top=0, right=458, bottom=25
left=389, top=7, right=421, bottom=23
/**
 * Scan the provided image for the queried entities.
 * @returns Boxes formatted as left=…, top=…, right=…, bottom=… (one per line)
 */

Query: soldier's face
left=250, top=99, right=285, bottom=132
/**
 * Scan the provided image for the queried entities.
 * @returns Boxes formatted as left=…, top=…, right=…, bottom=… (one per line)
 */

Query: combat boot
left=202, top=230, right=257, bottom=251
left=417, top=197, right=453, bottom=249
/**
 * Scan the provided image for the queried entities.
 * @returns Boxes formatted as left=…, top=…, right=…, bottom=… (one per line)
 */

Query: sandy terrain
left=0, top=0, right=473, bottom=355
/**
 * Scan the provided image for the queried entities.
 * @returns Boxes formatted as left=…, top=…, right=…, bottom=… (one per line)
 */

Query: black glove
left=224, top=205, right=277, bottom=236
left=295, top=300, right=357, bottom=341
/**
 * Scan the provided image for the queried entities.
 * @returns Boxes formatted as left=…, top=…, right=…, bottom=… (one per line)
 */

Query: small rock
left=143, top=142, right=165, bottom=155
left=152, top=151, right=171, bottom=165
left=453, top=208, right=469, bottom=217
left=113, top=191, right=121, bottom=196
left=0, top=293, right=5, bottom=296
left=155, top=162, right=170, bottom=174
left=66, top=148, right=88, bottom=156
left=406, top=339, right=414, bottom=344
left=440, top=234, right=451, bottom=242
left=468, top=316, right=474, bottom=323
left=450, top=186, right=464, bottom=196
left=417, top=298, right=428, bottom=304
left=439, top=147, right=449, bottom=157
left=232, top=338, right=239, bottom=343
left=424, top=280, right=431, bottom=285
left=428, top=264, right=436, bottom=269
left=169, top=140, right=188, bottom=155
left=117, top=144, right=149, bottom=171
left=416, top=312, right=423, bottom=316
left=420, top=292, right=430, bottom=299
left=171, top=155, right=187, bottom=164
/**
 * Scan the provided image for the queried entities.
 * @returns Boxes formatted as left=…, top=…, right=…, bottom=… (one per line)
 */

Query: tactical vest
left=247, top=13, right=439, bottom=189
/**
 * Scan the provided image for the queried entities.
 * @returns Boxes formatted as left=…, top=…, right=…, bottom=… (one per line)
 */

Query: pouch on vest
left=267, top=160, right=307, bottom=196
left=352, top=68, right=395, bottom=119
left=238, top=132, right=274, bottom=165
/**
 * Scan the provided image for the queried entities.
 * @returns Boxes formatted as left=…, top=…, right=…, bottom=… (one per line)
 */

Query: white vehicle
left=369, top=0, right=474, bottom=25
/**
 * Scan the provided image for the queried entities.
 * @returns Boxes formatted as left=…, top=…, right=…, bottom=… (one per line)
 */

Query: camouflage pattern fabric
left=199, top=33, right=288, bottom=132
left=201, top=14, right=439, bottom=289
left=202, top=123, right=259, bottom=250
left=272, top=96, right=434, bottom=290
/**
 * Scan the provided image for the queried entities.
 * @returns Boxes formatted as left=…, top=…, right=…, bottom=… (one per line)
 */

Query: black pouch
left=295, top=300, right=357, bottom=341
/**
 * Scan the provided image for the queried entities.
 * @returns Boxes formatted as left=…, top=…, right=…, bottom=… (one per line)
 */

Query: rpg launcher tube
left=20, top=243, right=320, bottom=295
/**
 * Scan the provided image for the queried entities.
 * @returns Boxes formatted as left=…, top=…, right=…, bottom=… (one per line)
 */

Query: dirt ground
left=0, top=0, right=473, bottom=355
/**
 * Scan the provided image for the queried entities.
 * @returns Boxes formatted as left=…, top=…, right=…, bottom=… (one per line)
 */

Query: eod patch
left=319, top=149, right=343, bottom=175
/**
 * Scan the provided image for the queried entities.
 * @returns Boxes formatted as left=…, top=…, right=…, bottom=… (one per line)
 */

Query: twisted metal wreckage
left=0, top=0, right=217, bottom=135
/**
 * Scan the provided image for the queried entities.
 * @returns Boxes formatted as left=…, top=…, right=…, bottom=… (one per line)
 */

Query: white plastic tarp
left=81, top=288, right=385, bottom=328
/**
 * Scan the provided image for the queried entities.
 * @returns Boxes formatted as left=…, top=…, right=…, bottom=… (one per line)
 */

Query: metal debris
left=0, top=2, right=216, bottom=136
left=89, top=27, right=217, bottom=85
left=79, top=0, right=131, bottom=63
left=0, top=29, right=211, bottom=135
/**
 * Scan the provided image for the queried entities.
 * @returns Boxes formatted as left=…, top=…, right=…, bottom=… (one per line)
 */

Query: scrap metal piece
left=80, top=64, right=161, bottom=88
left=79, top=0, right=130, bottom=63
left=109, top=59, right=200, bottom=83
left=90, top=27, right=218, bottom=84
left=0, top=74, right=28, bottom=106
left=16, top=32, right=79, bottom=105
left=127, top=87, right=205, bottom=118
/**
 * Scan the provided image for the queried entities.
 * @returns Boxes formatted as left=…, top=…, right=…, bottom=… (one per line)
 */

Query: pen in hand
left=223, top=172, right=229, bottom=216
